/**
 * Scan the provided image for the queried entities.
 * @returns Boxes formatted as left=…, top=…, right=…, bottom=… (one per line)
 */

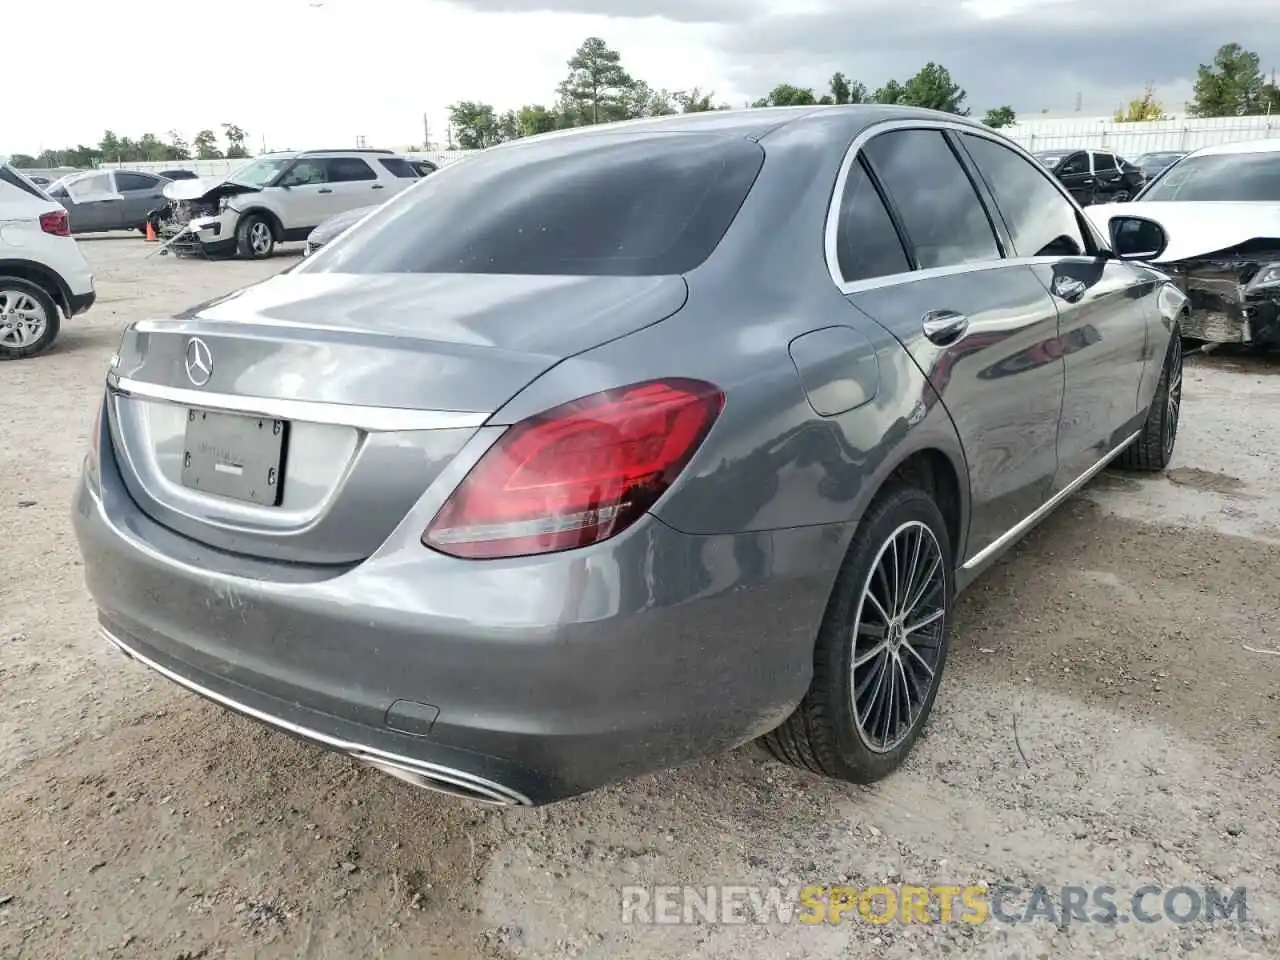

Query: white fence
left=1003, top=114, right=1280, bottom=157
left=97, top=150, right=476, bottom=178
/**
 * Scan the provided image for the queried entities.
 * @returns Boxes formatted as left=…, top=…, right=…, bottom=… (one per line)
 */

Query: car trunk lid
left=105, top=271, right=689, bottom=565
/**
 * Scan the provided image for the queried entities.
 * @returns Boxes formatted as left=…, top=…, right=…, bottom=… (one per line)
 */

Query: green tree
left=168, top=130, right=191, bottom=161
left=982, top=105, right=1017, bottom=128
left=828, top=72, right=869, bottom=105
left=872, top=79, right=904, bottom=104
left=1264, top=82, right=1280, bottom=114
left=752, top=83, right=819, bottom=107
left=448, top=101, right=502, bottom=149
left=557, top=37, right=636, bottom=125
left=1189, top=43, right=1269, bottom=116
left=7, top=153, right=38, bottom=167
left=517, top=104, right=560, bottom=136
left=1114, top=86, right=1168, bottom=122
left=99, top=130, right=122, bottom=162
left=193, top=129, right=223, bottom=159
left=900, top=62, right=968, bottom=114
left=222, top=123, right=249, bottom=159
left=673, top=87, right=717, bottom=112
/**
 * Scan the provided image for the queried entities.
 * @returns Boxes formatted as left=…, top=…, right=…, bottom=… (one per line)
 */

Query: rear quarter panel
left=486, top=112, right=970, bottom=560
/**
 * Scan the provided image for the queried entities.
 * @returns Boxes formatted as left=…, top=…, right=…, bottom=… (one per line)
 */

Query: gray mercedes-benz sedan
left=73, top=105, right=1187, bottom=806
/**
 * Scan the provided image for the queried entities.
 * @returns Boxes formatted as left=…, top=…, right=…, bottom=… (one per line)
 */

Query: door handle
left=371, top=184, right=385, bottom=190
left=318, top=188, right=333, bottom=194
left=921, top=309, right=969, bottom=344
left=1082, top=178, right=1095, bottom=184
left=1052, top=276, right=1088, bottom=303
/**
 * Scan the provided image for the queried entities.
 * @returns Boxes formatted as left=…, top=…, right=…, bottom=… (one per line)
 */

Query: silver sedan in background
left=74, top=105, right=1187, bottom=805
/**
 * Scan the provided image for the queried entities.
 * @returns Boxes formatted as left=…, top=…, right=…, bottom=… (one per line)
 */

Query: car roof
left=1187, top=138, right=1280, bottom=158
left=482, top=104, right=996, bottom=156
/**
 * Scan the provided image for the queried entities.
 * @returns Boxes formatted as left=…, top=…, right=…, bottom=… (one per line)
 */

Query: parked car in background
left=1033, top=149, right=1146, bottom=204
left=1132, top=151, right=1187, bottom=179
left=1087, top=138, right=1280, bottom=348
left=47, top=169, right=171, bottom=234
left=303, top=158, right=437, bottom=256
left=304, top=204, right=379, bottom=256
left=75, top=106, right=1187, bottom=805
left=0, top=163, right=96, bottom=359
left=155, top=148, right=425, bottom=259
left=158, top=169, right=199, bottom=181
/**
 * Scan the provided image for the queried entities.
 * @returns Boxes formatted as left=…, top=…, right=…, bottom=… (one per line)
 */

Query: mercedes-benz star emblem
left=184, top=337, right=213, bottom=387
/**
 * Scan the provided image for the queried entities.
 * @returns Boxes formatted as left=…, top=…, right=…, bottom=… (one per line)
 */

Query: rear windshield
left=0, top=164, right=51, bottom=200
left=308, top=132, right=765, bottom=276
left=1140, top=151, right=1280, bottom=202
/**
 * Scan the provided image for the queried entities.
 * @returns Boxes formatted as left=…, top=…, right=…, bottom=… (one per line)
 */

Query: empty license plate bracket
left=181, top=408, right=287, bottom=506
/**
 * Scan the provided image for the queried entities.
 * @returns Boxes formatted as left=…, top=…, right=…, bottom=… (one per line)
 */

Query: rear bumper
left=72, top=430, right=842, bottom=804
left=67, top=289, right=96, bottom=316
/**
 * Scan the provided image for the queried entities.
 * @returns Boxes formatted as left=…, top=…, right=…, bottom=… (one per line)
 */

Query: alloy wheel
left=850, top=520, right=947, bottom=753
left=1164, top=334, right=1182, bottom=455
left=250, top=222, right=272, bottom=256
left=0, top=289, right=49, bottom=348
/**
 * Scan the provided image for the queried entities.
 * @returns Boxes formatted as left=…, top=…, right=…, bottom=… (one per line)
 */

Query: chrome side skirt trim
left=99, top=626, right=531, bottom=806
left=107, top=374, right=488, bottom=433
left=961, top=430, right=1141, bottom=572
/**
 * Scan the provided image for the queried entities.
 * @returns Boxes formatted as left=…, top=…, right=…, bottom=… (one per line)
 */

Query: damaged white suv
left=156, top=149, right=424, bottom=259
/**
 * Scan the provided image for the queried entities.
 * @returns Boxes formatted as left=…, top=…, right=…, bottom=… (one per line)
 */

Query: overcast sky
left=6, top=0, right=1280, bottom=156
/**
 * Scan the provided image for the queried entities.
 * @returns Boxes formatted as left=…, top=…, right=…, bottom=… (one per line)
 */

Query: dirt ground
left=1, top=238, right=1277, bottom=960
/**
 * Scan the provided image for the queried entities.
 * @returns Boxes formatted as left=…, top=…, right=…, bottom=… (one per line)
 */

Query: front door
left=837, top=127, right=1065, bottom=562
left=954, top=130, right=1156, bottom=495
left=62, top=171, right=122, bottom=233
left=274, top=158, right=336, bottom=231
left=1054, top=151, right=1096, bottom=205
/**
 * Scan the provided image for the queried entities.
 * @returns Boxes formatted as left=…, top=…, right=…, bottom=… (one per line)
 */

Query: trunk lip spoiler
left=106, top=373, right=489, bottom=433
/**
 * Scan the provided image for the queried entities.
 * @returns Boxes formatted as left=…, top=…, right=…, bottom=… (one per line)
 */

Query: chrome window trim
left=107, top=374, right=488, bottom=432
left=824, top=117, right=1108, bottom=295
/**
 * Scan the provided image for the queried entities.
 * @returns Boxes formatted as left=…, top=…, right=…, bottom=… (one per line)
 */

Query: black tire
left=235, top=214, right=275, bottom=260
left=1117, top=319, right=1183, bottom=472
left=0, top=276, right=62, bottom=361
left=761, top=483, right=955, bottom=783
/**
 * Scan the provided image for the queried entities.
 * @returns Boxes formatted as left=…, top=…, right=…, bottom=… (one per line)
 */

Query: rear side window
left=961, top=134, right=1087, bottom=257
left=312, top=133, right=765, bottom=276
left=835, top=158, right=910, bottom=283
left=0, top=165, right=48, bottom=200
left=327, top=157, right=377, bottom=182
left=115, top=172, right=159, bottom=191
left=378, top=158, right=418, bottom=178
left=862, top=130, right=1000, bottom=270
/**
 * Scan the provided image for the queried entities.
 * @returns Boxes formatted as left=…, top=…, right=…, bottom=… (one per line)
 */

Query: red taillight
left=39, top=209, right=70, bottom=237
left=424, top=378, right=724, bottom=559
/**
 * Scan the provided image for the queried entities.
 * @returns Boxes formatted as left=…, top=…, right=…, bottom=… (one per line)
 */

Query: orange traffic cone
left=145, top=220, right=157, bottom=242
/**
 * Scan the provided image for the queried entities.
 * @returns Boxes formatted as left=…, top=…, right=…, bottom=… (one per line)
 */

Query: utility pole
left=422, top=112, right=430, bottom=150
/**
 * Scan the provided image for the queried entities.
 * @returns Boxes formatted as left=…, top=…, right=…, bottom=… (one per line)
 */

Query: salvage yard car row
left=3, top=105, right=1278, bottom=807
left=70, top=105, right=1192, bottom=805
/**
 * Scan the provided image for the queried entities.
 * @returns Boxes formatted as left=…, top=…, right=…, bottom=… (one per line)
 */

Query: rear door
left=1055, top=151, right=1096, bottom=205
left=324, top=157, right=387, bottom=212
left=1091, top=151, right=1126, bottom=201
left=837, top=126, right=1064, bottom=562
left=112, top=171, right=168, bottom=228
left=957, top=131, right=1156, bottom=495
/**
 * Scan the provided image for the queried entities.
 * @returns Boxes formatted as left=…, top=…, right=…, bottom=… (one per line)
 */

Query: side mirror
left=1108, top=215, right=1167, bottom=261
